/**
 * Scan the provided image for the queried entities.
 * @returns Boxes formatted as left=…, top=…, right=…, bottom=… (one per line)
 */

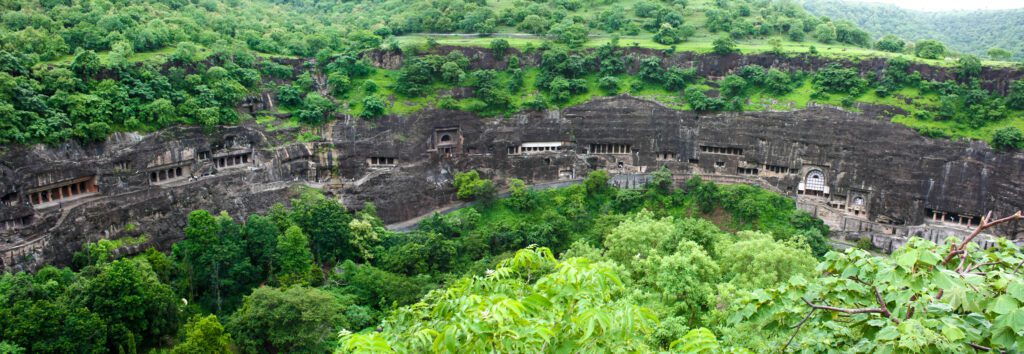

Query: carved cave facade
left=1, top=96, right=1022, bottom=271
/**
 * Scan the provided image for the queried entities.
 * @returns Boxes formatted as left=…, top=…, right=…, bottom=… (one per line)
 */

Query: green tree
left=915, top=39, right=946, bottom=59
left=440, top=61, right=465, bottom=84
left=274, top=225, right=315, bottom=286
left=342, top=247, right=658, bottom=352
left=171, top=41, right=201, bottom=64
left=718, top=231, right=817, bottom=290
left=712, top=36, right=738, bottom=55
left=328, top=72, right=350, bottom=96
left=289, top=190, right=353, bottom=266
left=599, top=76, right=620, bottom=93
left=489, top=39, right=510, bottom=60
left=547, top=21, right=589, bottom=47
left=360, top=95, right=387, bottom=119
left=348, top=217, right=383, bottom=262
left=1008, top=79, right=1024, bottom=109
left=228, top=286, right=347, bottom=354
left=296, top=92, right=335, bottom=125
left=453, top=170, right=497, bottom=203
left=75, top=259, right=181, bottom=351
left=653, top=23, right=682, bottom=45
left=604, top=210, right=676, bottom=272
left=175, top=210, right=254, bottom=313
left=0, top=297, right=107, bottom=353
left=518, top=14, right=549, bottom=34
left=719, top=75, right=748, bottom=100
left=987, top=47, right=1013, bottom=61
left=992, top=127, right=1024, bottom=150
left=70, top=49, right=100, bottom=79
left=874, top=35, right=905, bottom=53
left=684, top=87, right=724, bottom=111
left=172, top=315, right=233, bottom=354
left=813, top=22, right=836, bottom=43
left=584, top=170, right=610, bottom=194
left=506, top=178, right=537, bottom=211
left=640, top=240, right=720, bottom=324
left=956, top=55, right=982, bottom=81
left=244, top=215, right=279, bottom=279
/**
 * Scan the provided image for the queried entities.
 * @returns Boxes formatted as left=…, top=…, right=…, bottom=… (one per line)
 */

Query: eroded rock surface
left=2, top=96, right=1022, bottom=271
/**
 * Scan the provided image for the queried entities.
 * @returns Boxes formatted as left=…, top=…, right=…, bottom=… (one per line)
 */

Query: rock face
left=1, top=96, right=1022, bottom=271
left=374, top=46, right=1023, bottom=94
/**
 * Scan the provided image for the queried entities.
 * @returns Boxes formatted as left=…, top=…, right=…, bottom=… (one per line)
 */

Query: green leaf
left=932, top=269, right=958, bottom=290
left=917, top=250, right=941, bottom=266
left=941, top=324, right=964, bottom=342
left=1008, top=281, right=1024, bottom=302
left=876, top=325, right=899, bottom=341
left=896, top=251, right=918, bottom=270
left=994, top=308, right=1024, bottom=333
left=990, top=295, right=1019, bottom=315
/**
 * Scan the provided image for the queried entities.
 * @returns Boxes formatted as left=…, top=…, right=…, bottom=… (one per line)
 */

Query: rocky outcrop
left=368, top=46, right=1023, bottom=94
left=2, top=96, right=1022, bottom=272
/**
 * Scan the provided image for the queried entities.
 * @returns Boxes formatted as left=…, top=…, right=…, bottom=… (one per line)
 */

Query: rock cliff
left=2, top=96, right=1022, bottom=271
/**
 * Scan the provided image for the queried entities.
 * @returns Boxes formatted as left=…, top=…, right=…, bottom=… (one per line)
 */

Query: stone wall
left=2, top=96, right=1023, bottom=272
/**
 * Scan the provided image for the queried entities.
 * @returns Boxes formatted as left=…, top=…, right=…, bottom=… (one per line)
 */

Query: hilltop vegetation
left=1, top=0, right=1023, bottom=149
left=804, top=0, right=1024, bottom=61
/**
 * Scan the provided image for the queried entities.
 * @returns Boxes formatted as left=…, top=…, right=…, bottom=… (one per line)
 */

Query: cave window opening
left=737, top=167, right=758, bottom=175
left=368, top=157, right=398, bottom=166
left=0, top=193, right=15, bottom=206
left=28, top=176, right=98, bottom=206
left=803, top=169, right=826, bottom=196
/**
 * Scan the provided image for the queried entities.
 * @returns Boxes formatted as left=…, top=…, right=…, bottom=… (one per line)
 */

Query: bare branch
left=956, top=251, right=968, bottom=273
left=967, top=342, right=1005, bottom=353
left=783, top=308, right=816, bottom=352
left=802, top=298, right=885, bottom=315
left=874, top=287, right=899, bottom=324
left=966, top=262, right=998, bottom=273
left=943, top=211, right=1023, bottom=266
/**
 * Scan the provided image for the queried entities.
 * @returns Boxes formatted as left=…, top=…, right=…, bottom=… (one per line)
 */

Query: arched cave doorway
left=804, top=169, right=826, bottom=196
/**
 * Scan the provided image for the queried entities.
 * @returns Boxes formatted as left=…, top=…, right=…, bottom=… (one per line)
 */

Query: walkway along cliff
left=1, top=96, right=1023, bottom=271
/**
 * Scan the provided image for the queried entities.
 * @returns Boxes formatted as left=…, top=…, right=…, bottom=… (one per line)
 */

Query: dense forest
left=2, top=2, right=1024, bottom=351
left=2, top=0, right=1023, bottom=149
left=803, top=0, right=1024, bottom=60
left=2, top=170, right=1023, bottom=352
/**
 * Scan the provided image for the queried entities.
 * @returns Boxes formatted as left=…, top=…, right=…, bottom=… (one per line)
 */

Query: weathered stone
left=1, top=96, right=1022, bottom=272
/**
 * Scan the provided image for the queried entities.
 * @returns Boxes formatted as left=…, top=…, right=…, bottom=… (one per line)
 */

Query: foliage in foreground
left=724, top=215, right=1024, bottom=353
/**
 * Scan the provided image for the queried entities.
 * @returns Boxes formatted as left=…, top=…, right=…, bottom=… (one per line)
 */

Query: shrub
left=992, top=127, right=1024, bottom=150
left=599, top=76, right=620, bottom=93
left=914, top=40, right=946, bottom=59
left=359, top=96, right=386, bottom=119
left=712, top=36, right=738, bottom=55
left=812, top=64, right=866, bottom=95
left=453, top=170, right=497, bottom=203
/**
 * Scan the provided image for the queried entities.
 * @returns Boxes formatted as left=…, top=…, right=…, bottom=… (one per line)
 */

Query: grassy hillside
left=2, top=0, right=1022, bottom=150
left=803, top=0, right=1024, bottom=60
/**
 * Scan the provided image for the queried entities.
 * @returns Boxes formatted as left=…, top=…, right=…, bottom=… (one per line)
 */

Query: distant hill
left=802, top=0, right=1024, bottom=60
